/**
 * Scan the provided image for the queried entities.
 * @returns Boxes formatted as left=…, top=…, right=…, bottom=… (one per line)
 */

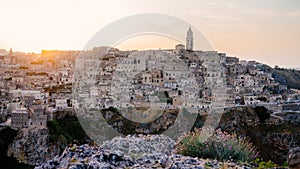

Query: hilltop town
left=0, top=27, right=299, bottom=130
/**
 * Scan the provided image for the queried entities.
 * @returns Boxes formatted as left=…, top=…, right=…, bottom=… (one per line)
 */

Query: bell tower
left=9, top=48, right=14, bottom=64
left=186, top=26, right=193, bottom=51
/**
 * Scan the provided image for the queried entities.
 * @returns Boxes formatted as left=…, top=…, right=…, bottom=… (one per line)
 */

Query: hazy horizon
left=1, top=0, right=299, bottom=68
left=0, top=44, right=299, bottom=69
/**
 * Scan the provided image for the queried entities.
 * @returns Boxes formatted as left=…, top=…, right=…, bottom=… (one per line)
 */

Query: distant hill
left=258, top=64, right=300, bottom=90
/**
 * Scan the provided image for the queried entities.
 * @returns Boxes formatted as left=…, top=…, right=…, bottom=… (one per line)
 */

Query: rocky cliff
left=219, top=107, right=300, bottom=164
left=82, top=106, right=300, bottom=165
left=6, top=106, right=299, bottom=167
left=0, top=126, right=33, bottom=169
left=276, top=112, right=300, bottom=125
left=7, top=127, right=60, bottom=166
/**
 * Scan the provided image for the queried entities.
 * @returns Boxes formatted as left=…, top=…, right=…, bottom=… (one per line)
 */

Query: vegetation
left=191, top=114, right=206, bottom=130
left=101, top=107, right=178, bottom=135
left=253, top=158, right=280, bottom=169
left=258, top=64, right=300, bottom=90
left=175, top=128, right=258, bottom=163
left=254, top=106, right=271, bottom=123
left=273, top=67, right=300, bottom=89
left=69, top=158, right=78, bottom=163
left=47, top=115, right=88, bottom=146
left=216, top=106, right=300, bottom=165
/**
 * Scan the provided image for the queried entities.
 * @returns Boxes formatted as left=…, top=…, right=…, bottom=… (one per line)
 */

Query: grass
left=175, top=128, right=258, bottom=163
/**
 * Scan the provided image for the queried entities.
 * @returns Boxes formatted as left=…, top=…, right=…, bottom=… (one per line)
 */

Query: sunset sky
left=0, top=0, right=299, bottom=68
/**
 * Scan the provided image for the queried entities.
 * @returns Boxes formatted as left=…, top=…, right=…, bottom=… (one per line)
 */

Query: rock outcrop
left=7, top=127, right=59, bottom=166
left=219, top=107, right=300, bottom=164
left=101, top=134, right=175, bottom=159
left=276, top=112, right=300, bottom=125
left=36, top=135, right=252, bottom=169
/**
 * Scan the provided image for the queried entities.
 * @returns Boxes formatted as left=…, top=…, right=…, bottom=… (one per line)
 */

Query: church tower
left=9, top=48, right=14, bottom=64
left=186, top=26, right=193, bottom=51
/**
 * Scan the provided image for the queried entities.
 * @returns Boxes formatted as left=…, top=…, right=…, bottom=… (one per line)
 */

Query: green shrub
left=47, top=115, right=88, bottom=145
left=253, top=158, right=279, bottom=169
left=254, top=106, right=270, bottom=123
left=70, top=158, right=77, bottom=163
left=175, top=128, right=258, bottom=163
left=70, top=145, right=77, bottom=151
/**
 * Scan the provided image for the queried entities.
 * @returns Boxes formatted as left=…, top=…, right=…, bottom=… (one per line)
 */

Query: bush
left=254, top=106, right=270, bottom=123
left=175, top=128, right=258, bottom=163
left=253, top=158, right=279, bottom=169
left=47, top=115, right=88, bottom=146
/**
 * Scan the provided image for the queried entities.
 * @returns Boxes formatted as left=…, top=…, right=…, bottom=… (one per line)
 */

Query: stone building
left=12, top=74, right=24, bottom=84
left=55, top=98, right=68, bottom=109
left=29, top=107, right=47, bottom=128
left=225, top=56, right=239, bottom=65
left=174, top=44, right=185, bottom=56
left=244, top=94, right=259, bottom=105
left=11, top=108, right=29, bottom=128
left=140, top=70, right=163, bottom=87
left=235, top=75, right=255, bottom=87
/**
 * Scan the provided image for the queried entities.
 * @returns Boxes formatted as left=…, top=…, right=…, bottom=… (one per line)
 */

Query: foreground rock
left=101, top=134, right=175, bottom=159
left=7, top=127, right=59, bottom=166
left=36, top=135, right=252, bottom=169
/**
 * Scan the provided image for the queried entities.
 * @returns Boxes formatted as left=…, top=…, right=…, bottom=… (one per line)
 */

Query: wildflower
left=175, top=128, right=257, bottom=163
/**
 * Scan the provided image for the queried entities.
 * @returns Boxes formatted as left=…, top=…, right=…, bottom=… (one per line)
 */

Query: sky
left=0, top=0, right=299, bottom=68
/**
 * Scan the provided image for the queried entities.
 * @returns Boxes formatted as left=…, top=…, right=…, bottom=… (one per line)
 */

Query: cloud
left=285, top=10, right=300, bottom=18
